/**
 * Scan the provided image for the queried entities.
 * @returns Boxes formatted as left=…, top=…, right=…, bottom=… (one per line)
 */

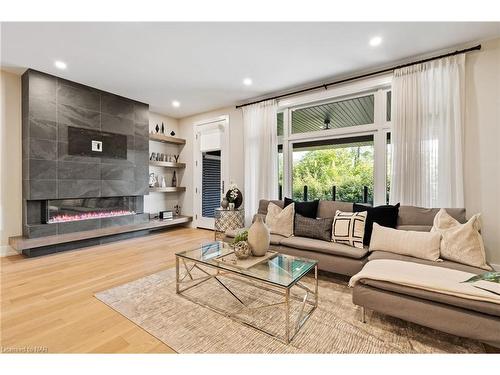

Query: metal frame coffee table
left=175, top=241, right=318, bottom=344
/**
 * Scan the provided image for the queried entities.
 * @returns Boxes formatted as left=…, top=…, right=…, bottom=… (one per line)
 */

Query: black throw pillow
left=284, top=197, right=319, bottom=218
left=294, top=214, right=333, bottom=242
left=353, top=203, right=400, bottom=245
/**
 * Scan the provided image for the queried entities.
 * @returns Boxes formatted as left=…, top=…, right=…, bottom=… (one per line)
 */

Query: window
left=291, top=94, right=374, bottom=134
left=277, top=112, right=284, bottom=136
left=278, top=145, right=283, bottom=199
left=386, top=91, right=392, bottom=122
left=386, top=133, right=392, bottom=204
left=292, top=136, right=374, bottom=204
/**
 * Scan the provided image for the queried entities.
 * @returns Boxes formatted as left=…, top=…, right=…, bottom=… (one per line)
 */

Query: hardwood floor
left=0, top=227, right=214, bottom=353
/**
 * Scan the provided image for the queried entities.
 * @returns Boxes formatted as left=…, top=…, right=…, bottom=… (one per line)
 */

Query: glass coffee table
left=175, top=241, right=318, bottom=344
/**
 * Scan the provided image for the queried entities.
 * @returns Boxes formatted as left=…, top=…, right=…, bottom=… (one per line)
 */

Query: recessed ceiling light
left=172, top=100, right=180, bottom=108
left=243, top=78, right=253, bottom=86
left=54, top=60, right=67, bottom=70
left=369, top=36, right=382, bottom=47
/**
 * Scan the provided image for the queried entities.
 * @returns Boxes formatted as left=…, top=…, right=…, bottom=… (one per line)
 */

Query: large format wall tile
left=58, top=180, right=101, bottom=198
left=58, top=161, right=101, bottom=180
left=29, top=139, right=57, bottom=160
left=57, top=82, right=100, bottom=111
left=29, top=159, right=57, bottom=180
left=22, top=69, right=150, bottom=237
left=101, top=163, right=134, bottom=181
left=57, top=103, right=100, bottom=130
left=101, top=93, right=134, bottom=119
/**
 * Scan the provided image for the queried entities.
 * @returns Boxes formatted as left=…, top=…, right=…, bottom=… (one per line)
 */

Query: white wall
left=0, top=70, right=22, bottom=255
left=144, top=112, right=182, bottom=216
left=178, top=106, right=244, bottom=223
left=464, top=37, right=500, bottom=265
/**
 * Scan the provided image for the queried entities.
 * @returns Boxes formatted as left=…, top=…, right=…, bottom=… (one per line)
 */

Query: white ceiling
left=2, top=22, right=499, bottom=118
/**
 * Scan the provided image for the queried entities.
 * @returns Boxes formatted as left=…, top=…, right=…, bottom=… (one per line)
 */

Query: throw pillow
left=431, top=209, right=492, bottom=271
left=353, top=203, right=400, bottom=245
left=265, top=202, right=294, bottom=237
left=369, top=223, right=441, bottom=261
left=331, top=210, right=367, bottom=249
left=284, top=197, right=319, bottom=218
left=294, top=214, right=333, bottom=242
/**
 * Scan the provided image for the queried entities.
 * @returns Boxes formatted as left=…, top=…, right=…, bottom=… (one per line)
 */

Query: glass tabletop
left=176, top=241, right=317, bottom=288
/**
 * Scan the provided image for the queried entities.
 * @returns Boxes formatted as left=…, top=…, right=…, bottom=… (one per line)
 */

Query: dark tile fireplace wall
left=22, top=69, right=150, bottom=238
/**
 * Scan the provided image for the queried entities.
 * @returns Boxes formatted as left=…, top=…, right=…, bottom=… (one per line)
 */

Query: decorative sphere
left=233, top=241, right=252, bottom=259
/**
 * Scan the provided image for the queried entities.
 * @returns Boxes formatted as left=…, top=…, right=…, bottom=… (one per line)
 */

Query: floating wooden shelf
left=149, top=133, right=186, bottom=145
left=149, top=161, right=186, bottom=168
left=149, top=187, right=186, bottom=193
left=9, top=216, right=193, bottom=251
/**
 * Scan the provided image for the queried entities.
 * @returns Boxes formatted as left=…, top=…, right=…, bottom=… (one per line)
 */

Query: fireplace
left=42, top=197, right=139, bottom=224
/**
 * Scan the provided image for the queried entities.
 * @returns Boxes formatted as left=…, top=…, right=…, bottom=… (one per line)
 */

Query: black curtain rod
left=236, top=44, right=481, bottom=109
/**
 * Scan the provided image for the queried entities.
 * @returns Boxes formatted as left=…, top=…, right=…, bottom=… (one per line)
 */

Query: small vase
left=228, top=202, right=235, bottom=210
left=248, top=216, right=270, bottom=257
left=221, top=198, right=229, bottom=209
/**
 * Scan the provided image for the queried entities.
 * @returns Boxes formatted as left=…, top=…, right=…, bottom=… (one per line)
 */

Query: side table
left=214, top=208, right=245, bottom=241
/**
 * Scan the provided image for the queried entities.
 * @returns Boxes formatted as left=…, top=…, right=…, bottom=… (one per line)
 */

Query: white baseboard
left=0, top=245, right=20, bottom=257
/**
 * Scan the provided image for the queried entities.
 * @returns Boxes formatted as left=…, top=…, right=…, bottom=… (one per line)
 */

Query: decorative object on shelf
left=214, top=208, right=245, bottom=241
left=232, top=241, right=251, bottom=259
left=170, top=131, right=176, bottom=136
left=155, top=124, right=160, bottom=133
left=174, top=204, right=180, bottom=216
left=174, top=154, right=180, bottom=163
left=149, top=173, right=157, bottom=188
left=149, top=152, right=156, bottom=161
left=159, top=210, right=174, bottom=220
left=226, top=182, right=243, bottom=209
left=160, top=176, right=167, bottom=188
left=221, top=197, right=229, bottom=209
left=172, top=171, right=177, bottom=187
left=248, top=215, right=270, bottom=257
left=161, top=122, right=165, bottom=134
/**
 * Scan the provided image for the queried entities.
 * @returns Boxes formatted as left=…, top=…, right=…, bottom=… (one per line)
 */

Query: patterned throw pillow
left=332, top=210, right=367, bottom=248
left=294, top=214, right=333, bottom=242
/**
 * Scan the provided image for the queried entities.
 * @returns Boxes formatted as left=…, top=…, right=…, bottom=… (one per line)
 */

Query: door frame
left=193, top=115, right=230, bottom=229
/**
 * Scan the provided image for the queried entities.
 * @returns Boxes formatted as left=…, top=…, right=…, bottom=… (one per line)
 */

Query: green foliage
left=463, top=272, right=500, bottom=284
left=292, top=147, right=374, bottom=203
left=233, top=230, right=248, bottom=244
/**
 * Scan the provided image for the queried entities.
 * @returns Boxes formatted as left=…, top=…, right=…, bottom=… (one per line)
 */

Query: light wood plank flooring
left=1, top=227, right=214, bottom=353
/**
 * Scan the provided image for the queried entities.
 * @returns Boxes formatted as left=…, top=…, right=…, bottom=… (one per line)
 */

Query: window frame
left=277, top=74, right=392, bottom=206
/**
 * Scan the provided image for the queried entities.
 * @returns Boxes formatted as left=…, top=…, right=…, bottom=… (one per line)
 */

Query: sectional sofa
left=224, top=199, right=500, bottom=347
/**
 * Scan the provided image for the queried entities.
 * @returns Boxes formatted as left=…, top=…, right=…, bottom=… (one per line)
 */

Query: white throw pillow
left=332, top=210, right=367, bottom=249
left=431, top=209, right=491, bottom=271
left=265, top=202, right=294, bottom=237
left=369, top=223, right=441, bottom=261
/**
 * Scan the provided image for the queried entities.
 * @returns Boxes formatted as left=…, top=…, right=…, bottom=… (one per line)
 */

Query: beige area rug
left=95, top=267, right=485, bottom=353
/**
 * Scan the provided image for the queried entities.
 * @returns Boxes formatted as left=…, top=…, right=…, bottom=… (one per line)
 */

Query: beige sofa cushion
left=398, top=206, right=466, bottom=226
left=369, top=223, right=441, bottom=261
left=317, top=201, right=353, bottom=218
left=432, top=209, right=492, bottom=271
left=280, top=236, right=368, bottom=259
left=265, top=202, right=294, bottom=237
left=257, top=199, right=284, bottom=215
left=368, top=251, right=488, bottom=274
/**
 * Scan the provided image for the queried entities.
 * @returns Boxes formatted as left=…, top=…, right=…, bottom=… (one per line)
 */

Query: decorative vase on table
left=248, top=216, right=270, bottom=257
left=221, top=197, right=229, bottom=209
left=228, top=202, right=235, bottom=210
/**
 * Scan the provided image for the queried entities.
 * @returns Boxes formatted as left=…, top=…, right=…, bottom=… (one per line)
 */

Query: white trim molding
left=1, top=245, right=20, bottom=257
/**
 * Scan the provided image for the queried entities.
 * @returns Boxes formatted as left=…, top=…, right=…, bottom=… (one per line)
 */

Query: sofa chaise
left=224, top=199, right=500, bottom=347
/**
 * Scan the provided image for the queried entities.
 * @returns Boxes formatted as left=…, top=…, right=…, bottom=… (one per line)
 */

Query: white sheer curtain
left=243, top=99, right=278, bottom=225
left=390, top=54, right=465, bottom=208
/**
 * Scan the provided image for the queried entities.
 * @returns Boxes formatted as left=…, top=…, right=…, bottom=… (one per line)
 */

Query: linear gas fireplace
left=24, top=195, right=148, bottom=239
left=42, top=197, right=138, bottom=224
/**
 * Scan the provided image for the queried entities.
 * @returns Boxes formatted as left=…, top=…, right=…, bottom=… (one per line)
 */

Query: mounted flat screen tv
left=68, top=126, right=127, bottom=159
